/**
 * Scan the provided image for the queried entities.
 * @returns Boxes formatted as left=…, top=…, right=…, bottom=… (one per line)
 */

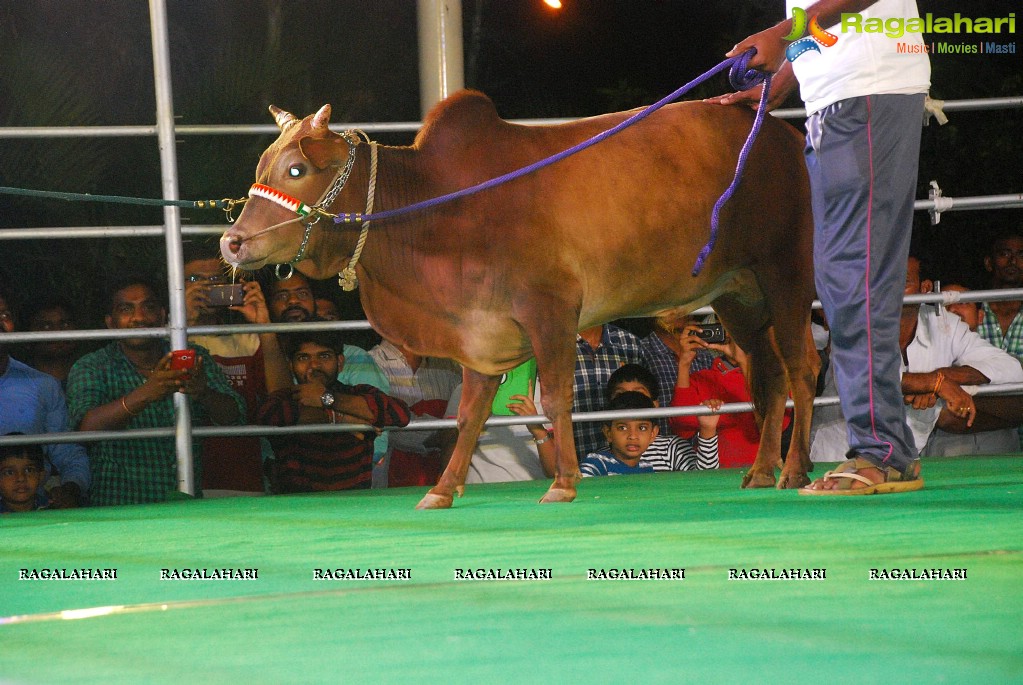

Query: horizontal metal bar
left=1, top=382, right=1020, bottom=447
left=173, top=122, right=424, bottom=136
left=0, top=126, right=160, bottom=138
left=3, top=286, right=1022, bottom=345
left=915, top=193, right=1023, bottom=212
left=0, top=225, right=223, bottom=240
left=0, top=226, right=167, bottom=240
left=2, top=187, right=1020, bottom=242
left=907, top=288, right=1023, bottom=305
left=0, top=327, right=170, bottom=344
left=771, top=96, right=1023, bottom=120
left=0, top=97, right=1019, bottom=140
left=0, top=320, right=376, bottom=344
left=0, top=122, right=420, bottom=139
left=3, top=288, right=1023, bottom=344
left=924, top=96, right=1023, bottom=112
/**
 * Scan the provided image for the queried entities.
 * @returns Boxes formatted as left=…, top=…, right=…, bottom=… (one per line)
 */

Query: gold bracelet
left=120, top=396, right=139, bottom=417
left=932, top=372, right=945, bottom=396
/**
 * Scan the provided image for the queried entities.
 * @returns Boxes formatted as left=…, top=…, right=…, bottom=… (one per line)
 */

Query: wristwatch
left=320, top=391, right=336, bottom=409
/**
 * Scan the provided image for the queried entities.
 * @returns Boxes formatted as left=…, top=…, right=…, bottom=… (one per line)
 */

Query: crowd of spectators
left=2, top=232, right=1021, bottom=512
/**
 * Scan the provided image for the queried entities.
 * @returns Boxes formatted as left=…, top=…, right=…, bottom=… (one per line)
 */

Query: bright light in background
left=543, top=0, right=563, bottom=9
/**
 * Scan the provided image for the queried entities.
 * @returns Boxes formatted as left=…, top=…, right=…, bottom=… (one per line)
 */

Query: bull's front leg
left=416, top=368, right=500, bottom=510
left=512, top=293, right=582, bottom=503
left=538, top=403, right=581, bottom=503
left=534, top=348, right=581, bottom=504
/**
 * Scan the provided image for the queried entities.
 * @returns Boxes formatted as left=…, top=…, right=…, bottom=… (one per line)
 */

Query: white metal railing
left=2, top=381, right=1022, bottom=449
left=2, top=184, right=1021, bottom=240
left=2, top=97, right=1021, bottom=139
left=3, top=290, right=1023, bottom=346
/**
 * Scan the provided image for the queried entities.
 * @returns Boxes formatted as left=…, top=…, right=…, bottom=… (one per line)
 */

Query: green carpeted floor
left=2, top=456, right=1021, bottom=684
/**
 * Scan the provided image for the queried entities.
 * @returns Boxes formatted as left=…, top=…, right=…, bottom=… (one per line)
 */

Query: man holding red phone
left=66, top=275, right=244, bottom=505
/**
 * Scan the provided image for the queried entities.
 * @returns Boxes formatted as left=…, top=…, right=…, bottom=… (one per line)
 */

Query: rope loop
left=728, top=48, right=767, bottom=92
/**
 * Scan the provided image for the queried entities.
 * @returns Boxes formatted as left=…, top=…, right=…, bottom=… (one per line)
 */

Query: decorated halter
left=249, top=184, right=314, bottom=219
left=246, top=130, right=366, bottom=281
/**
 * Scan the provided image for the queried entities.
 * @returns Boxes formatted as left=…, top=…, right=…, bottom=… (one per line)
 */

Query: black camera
left=207, top=283, right=245, bottom=307
left=695, top=323, right=726, bottom=344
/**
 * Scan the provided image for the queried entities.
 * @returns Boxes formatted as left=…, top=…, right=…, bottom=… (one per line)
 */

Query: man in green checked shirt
left=977, top=230, right=1023, bottom=449
left=67, top=275, right=245, bottom=506
left=979, top=231, right=1023, bottom=361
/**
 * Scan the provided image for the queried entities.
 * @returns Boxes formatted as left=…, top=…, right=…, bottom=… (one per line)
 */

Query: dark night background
left=0, top=0, right=1019, bottom=336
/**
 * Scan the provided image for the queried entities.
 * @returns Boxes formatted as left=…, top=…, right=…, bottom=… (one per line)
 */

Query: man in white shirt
left=811, top=256, right=1023, bottom=459
left=441, top=376, right=552, bottom=485
left=922, top=282, right=1020, bottom=457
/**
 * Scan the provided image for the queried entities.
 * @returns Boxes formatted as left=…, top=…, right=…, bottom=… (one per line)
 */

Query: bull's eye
left=288, top=165, right=305, bottom=178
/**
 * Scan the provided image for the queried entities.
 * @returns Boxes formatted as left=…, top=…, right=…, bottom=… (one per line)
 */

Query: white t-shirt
left=786, top=0, right=930, bottom=114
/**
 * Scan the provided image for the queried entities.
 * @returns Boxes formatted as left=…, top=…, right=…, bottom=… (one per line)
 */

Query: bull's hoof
left=415, top=492, right=453, bottom=510
left=741, top=470, right=777, bottom=489
left=776, top=471, right=811, bottom=489
left=539, top=487, right=576, bottom=504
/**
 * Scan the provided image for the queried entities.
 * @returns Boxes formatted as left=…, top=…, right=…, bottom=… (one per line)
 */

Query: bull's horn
left=311, top=104, right=332, bottom=132
left=269, top=105, right=297, bottom=130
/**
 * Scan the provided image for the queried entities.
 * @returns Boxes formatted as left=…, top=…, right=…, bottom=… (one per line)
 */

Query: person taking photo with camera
left=669, top=321, right=791, bottom=469
left=183, top=242, right=292, bottom=495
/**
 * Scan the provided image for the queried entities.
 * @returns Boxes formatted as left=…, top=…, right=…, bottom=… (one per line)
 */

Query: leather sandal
left=799, top=457, right=924, bottom=496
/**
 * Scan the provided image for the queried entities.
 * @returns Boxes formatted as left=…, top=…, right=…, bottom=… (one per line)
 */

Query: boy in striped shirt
left=581, top=365, right=719, bottom=477
left=608, top=364, right=719, bottom=472
left=581, top=392, right=665, bottom=477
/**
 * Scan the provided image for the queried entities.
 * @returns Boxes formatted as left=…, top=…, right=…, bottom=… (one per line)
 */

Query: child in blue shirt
left=580, top=392, right=661, bottom=477
left=0, top=437, right=48, bottom=513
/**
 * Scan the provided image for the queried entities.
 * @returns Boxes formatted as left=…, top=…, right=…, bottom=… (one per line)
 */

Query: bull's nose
left=221, top=233, right=243, bottom=255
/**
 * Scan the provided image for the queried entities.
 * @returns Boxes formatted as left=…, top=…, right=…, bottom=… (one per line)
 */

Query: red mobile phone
left=170, top=349, right=196, bottom=378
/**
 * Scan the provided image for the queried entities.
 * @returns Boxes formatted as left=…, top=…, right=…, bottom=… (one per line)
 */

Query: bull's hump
left=416, top=90, right=506, bottom=151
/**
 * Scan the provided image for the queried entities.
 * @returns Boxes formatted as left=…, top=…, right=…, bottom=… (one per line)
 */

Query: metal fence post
left=149, top=0, right=194, bottom=496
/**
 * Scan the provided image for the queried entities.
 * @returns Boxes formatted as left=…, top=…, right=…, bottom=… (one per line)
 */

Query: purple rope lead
left=692, top=60, right=772, bottom=276
left=335, top=50, right=769, bottom=278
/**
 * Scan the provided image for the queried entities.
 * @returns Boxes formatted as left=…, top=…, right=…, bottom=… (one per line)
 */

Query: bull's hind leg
left=737, top=323, right=817, bottom=489
left=416, top=368, right=500, bottom=510
left=775, top=325, right=819, bottom=489
left=740, top=325, right=791, bottom=489
left=754, top=274, right=819, bottom=489
left=712, top=295, right=784, bottom=488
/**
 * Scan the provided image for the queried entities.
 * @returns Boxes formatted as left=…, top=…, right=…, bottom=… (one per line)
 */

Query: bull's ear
left=310, top=104, right=332, bottom=132
left=269, top=105, right=297, bottom=130
left=299, top=137, right=348, bottom=171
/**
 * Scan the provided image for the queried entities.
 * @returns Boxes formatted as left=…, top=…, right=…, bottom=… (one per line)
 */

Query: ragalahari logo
left=785, top=7, right=839, bottom=61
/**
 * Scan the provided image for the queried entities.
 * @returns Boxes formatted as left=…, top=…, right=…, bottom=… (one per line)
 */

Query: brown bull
left=221, top=90, right=819, bottom=508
